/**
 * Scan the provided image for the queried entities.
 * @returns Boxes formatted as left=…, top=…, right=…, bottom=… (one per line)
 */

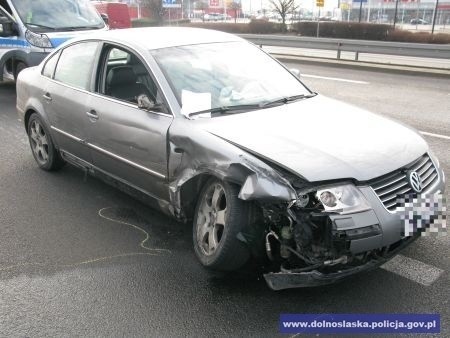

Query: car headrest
left=127, top=53, right=139, bottom=65
left=107, top=66, right=137, bottom=87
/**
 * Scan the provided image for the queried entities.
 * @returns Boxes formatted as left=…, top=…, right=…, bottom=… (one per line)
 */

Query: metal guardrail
left=239, top=34, right=450, bottom=60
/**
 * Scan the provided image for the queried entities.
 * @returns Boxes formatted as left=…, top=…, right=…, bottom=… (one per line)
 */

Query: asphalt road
left=0, top=64, right=449, bottom=337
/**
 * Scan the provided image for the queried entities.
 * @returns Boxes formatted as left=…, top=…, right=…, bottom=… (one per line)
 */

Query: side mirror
left=137, top=94, right=161, bottom=112
left=100, top=13, right=109, bottom=25
left=290, top=68, right=301, bottom=79
left=0, top=17, right=17, bottom=37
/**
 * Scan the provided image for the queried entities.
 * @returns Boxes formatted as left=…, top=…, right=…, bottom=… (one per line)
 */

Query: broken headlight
left=316, top=184, right=371, bottom=214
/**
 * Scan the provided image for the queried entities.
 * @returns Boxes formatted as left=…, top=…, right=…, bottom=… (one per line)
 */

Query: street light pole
left=317, top=8, right=320, bottom=37
left=393, top=0, right=399, bottom=29
left=431, top=0, right=439, bottom=34
left=358, top=0, right=363, bottom=23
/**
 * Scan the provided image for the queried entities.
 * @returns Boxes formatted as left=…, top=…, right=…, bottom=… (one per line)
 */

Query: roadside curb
left=273, top=54, right=450, bottom=78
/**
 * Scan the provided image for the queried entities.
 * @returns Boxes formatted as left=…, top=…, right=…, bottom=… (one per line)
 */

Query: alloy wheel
left=29, top=120, right=49, bottom=165
left=196, top=183, right=227, bottom=256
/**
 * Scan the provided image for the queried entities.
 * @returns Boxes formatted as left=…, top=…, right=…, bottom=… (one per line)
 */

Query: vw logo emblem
left=408, top=171, right=423, bottom=193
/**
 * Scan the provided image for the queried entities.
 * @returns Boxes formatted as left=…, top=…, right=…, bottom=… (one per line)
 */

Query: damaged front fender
left=238, top=171, right=296, bottom=201
left=166, top=119, right=297, bottom=219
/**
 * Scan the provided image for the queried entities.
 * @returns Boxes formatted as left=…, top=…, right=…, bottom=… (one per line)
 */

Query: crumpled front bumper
left=264, top=233, right=420, bottom=290
left=264, top=160, right=445, bottom=291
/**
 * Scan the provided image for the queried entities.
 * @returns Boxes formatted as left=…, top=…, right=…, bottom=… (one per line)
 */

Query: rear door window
left=42, top=51, right=60, bottom=79
left=54, top=42, right=99, bottom=90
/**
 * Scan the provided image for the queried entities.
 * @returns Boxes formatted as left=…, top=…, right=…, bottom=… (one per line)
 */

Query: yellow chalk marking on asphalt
left=98, top=206, right=170, bottom=254
left=0, top=206, right=170, bottom=272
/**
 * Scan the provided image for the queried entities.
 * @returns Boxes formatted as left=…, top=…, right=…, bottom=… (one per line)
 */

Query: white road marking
left=381, top=254, right=444, bottom=286
left=302, top=74, right=370, bottom=84
left=419, top=131, right=450, bottom=140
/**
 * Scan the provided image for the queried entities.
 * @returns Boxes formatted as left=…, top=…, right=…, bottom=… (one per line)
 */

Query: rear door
left=85, top=44, right=173, bottom=201
left=42, top=41, right=100, bottom=164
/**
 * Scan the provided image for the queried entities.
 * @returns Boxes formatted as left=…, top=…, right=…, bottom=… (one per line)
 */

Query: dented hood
left=194, top=95, right=428, bottom=182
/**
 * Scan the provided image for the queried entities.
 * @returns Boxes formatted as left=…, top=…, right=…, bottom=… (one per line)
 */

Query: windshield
left=13, top=0, right=104, bottom=32
left=151, top=42, right=311, bottom=116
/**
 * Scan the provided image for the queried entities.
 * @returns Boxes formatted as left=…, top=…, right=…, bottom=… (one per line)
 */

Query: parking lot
left=0, top=63, right=449, bottom=336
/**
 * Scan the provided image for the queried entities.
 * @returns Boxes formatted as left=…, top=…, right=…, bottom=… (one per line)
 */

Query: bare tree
left=230, top=1, right=241, bottom=23
left=142, top=0, right=165, bottom=24
left=195, top=1, right=209, bottom=22
left=269, top=0, right=298, bottom=31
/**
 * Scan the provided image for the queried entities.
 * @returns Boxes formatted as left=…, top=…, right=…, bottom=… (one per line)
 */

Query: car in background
left=410, top=18, right=429, bottom=25
left=0, top=0, right=107, bottom=82
left=203, top=13, right=230, bottom=21
left=16, top=27, right=445, bottom=290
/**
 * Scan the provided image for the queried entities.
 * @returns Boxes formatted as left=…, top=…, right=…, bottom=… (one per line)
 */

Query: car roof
left=73, top=27, right=243, bottom=50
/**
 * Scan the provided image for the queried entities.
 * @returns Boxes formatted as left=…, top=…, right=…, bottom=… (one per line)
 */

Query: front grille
left=370, top=153, right=439, bottom=212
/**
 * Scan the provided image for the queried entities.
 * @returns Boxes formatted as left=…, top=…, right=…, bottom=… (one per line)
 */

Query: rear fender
left=22, top=97, right=54, bottom=143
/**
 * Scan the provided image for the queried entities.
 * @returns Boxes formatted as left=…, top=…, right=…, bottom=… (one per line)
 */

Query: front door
left=85, top=44, right=173, bottom=201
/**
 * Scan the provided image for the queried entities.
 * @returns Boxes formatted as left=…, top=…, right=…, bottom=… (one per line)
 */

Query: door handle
left=43, top=93, right=52, bottom=101
left=86, top=110, right=99, bottom=121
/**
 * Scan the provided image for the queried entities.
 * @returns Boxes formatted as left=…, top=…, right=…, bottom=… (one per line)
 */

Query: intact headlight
left=316, top=184, right=371, bottom=214
left=428, top=150, right=440, bottom=168
left=25, top=30, right=53, bottom=48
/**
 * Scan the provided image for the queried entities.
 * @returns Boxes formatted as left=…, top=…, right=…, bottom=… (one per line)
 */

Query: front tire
left=193, top=178, right=250, bottom=271
left=27, top=114, right=65, bottom=171
left=14, top=62, right=26, bottom=80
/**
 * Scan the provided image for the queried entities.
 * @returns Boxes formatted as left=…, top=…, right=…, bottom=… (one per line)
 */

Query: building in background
left=90, top=0, right=450, bottom=26
left=340, top=0, right=450, bottom=26
left=92, top=1, right=132, bottom=27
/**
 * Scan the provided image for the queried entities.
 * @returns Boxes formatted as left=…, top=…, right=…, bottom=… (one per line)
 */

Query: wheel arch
left=172, top=160, right=297, bottom=221
left=179, top=172, right=235, bottom=221
left=0, top=49, right=29, bottom=82
left=24, top=108, right=37, bottom=133
left=23, top=105, right=54, bottom=147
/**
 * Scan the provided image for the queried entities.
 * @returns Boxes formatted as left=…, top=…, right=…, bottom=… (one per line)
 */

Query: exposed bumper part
left=264, top=261, right=380, bottom=290
left=264, top=233, right=420, bottom=290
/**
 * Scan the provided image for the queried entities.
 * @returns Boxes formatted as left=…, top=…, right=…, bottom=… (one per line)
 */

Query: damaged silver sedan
left=16, top=28, right=445, bottom=290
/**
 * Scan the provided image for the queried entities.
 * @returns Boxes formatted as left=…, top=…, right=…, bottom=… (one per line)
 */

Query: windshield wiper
left=188, top=104, right=262, bottom=117
left=188, top=93, right=317, bottom=118
left=58, top=25, right=103, bottom=31
left=261, top=93, right=317, bottom=108
left=26, top=23, right=57, bottom=30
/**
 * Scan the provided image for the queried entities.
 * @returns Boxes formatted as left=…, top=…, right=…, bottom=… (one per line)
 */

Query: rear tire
left=27, top=114, right=65, bottom=171
left=193, top=178, right=250, bottom=271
